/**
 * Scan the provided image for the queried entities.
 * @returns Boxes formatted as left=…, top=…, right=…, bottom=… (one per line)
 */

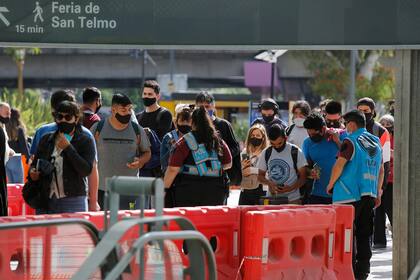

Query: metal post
left=270, top=62, right=275, bottom=99
left=170, top=50, right=175, bottom=82
left=348, top=50, right=357, bottom=110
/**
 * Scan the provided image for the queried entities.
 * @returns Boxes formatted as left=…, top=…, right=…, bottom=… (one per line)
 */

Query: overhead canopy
left=0, top=0, right=419, bottom=48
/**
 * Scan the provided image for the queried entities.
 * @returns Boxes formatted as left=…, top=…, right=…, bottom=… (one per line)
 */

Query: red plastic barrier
left=330, top=205, right=355, bottom=280
left=7, top=184, right=36, bottom=216
left=242, top=208, right=337, bottom=280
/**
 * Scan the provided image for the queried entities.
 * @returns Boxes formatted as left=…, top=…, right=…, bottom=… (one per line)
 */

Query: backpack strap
left=183, top=132, right=198, bottom=151
left=264, top=146, right=273, bottom=166
left=131, top=121, right=142, bottom=145
left=372, top=122, right=380, bottom=138
left=171, top=130, right=179, bottom=142
left=286, top=124, right=295, bottom=136
left=94, top=119, right=106, bottom=141
left=291, top=145, right=299, bottom=175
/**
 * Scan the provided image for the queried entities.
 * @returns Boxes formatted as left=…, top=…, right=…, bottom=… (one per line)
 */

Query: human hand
left=242, top=167, right=251, bottom=177
left=276, top=184, right=296, bottom=194
left=56, top=133, right=71, bottom=150
left=89, top=201, right=100, bottom=211
left=30, top=168, right=40, bottom=181
left=127, top=157, right=142, bottom=169
left=325, top=129, right=340, bottom=144
left=268, top=181, right=279, bottom=195
left=326, top=184, right=334, bottom=195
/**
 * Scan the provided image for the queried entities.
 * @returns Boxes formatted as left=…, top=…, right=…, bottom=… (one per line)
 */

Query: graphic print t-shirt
left=257, top=143, right=307, bottom=201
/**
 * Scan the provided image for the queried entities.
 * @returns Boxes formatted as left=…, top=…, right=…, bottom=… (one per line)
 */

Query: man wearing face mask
left=327, top=110, right=384, bottom=280
left=91, top=94, right=151, bottom=210
left=287, top=100, right=311, bottom=149
left=252, top=98, right=287, bottom=132
left=136, top=80, right=174, bottom=141
left=302, top=113, right=345, bottom=204
left=81, top=87, right=102, bottom=129
left=324, top=100, right=345, bottom=129
left=195, top=91, right=242, bottom=187
left=356, top=97, right=391, bottom=250
left=29, top=101, right=96, bottom=214
left=257, top=124, right=307, bottom=204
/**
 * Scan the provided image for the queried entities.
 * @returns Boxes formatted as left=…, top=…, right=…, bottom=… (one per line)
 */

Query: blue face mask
left=207, top=110, right=214, bottom=117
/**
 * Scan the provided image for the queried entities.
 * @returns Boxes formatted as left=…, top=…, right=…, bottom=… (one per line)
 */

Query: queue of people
left=0, top=82, right=395, bottom=280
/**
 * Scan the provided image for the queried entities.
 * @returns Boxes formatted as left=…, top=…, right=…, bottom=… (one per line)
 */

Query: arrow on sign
left=0, top=6, right=10, bottom=27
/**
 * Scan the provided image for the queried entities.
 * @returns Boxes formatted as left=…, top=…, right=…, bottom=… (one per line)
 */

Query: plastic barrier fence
left=242, top=208, right=337, bottom=280
left=7, top=184, right=36, bottom=216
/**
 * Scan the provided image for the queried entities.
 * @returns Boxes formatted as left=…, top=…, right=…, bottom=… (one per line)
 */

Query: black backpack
left=264, top=145, right=299, bottom=176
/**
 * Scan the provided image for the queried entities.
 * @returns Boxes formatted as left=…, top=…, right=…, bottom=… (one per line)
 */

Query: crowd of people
left=0, top=81, right=395, bottom=280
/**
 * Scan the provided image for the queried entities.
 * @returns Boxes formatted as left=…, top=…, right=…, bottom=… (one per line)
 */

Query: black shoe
left=373, top=243, right=387, bottom=249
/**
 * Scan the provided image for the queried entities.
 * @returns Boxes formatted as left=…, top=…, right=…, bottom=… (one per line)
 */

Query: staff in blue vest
left=326, top=110, right=384, bottom=280
left=163, top=106, right=232, bottom=207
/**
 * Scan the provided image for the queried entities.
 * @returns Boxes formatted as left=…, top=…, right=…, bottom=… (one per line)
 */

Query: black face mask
left=115, top=113, right=131, bottom=124
left=390, top=109, right=394, bottom=116
left=249, top=137, right=263, bottom=147
left=262, top=115, right=275, bottom=123
left=57, top=122, right=76, bottom=134
left=310, top=134, right=324, bottom=143
left=142, top=97, right=157, bottom=107
left=0, top=116, right=10, bottom=124
left=273, top=142, right=286, bottom=153
left=364, top=113, right=374, bottom=123
left=177, top=125, right=192, bottom=135
left=326, top=120, right=341, bottom=128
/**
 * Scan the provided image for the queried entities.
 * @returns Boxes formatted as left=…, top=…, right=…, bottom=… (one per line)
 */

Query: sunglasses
left=54, top=113, right=74, bottom=122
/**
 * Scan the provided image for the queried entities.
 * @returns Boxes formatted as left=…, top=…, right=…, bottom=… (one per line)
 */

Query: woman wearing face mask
left=28, top=101, right=96, bottom=214
left=160, top=104, right=193, bottom=174
left=239, top=124, right=269, bottom=205
left=287, top=101, right=311, bottom=149
left=164, top=106, right=232, bottom=207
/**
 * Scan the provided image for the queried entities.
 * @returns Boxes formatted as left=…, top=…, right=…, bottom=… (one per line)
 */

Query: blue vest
left=182, top=133, right=222, bottom=177
left=333, top=128, right=382, bottom=204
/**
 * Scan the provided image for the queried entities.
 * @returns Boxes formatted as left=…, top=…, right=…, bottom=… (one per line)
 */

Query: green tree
left=295, top=50, right=395, bottom=102
left=0, top=88, right=52, bottom=136
left=4, top=48, right=41, bottom=95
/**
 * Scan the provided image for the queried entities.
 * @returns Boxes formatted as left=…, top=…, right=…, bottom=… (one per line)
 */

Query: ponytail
left=191, top=106, right=223, bottom=156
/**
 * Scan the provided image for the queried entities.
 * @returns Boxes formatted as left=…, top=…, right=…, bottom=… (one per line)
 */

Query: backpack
left=264, top=145, right=299, bottom=176
left=94, top=119, right=161, bottom=169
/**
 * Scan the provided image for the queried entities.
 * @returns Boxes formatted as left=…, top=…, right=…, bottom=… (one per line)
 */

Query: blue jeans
left=5, top=155, right=24, bottom=184
left=37, top=196, right=87, bottom=214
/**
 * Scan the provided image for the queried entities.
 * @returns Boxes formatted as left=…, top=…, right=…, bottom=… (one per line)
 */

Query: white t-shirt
left=287, top=125, right=309, bottom=149
left=257, top=143, right=307, bottom=201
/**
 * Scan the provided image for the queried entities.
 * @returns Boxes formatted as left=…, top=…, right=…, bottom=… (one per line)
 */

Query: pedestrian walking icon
left=33, top=2, right=44, bottom=23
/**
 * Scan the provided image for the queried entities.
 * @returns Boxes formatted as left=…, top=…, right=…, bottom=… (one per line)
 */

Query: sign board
left=0, top=0, right=420, bottom=47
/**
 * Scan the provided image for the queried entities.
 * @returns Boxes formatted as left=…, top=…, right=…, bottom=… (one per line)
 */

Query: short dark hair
left=357, top=97, right=376, bottom=111
left=325, top=100, right=342, bottom=115
left=112, top=93, right=132, bottom=106
left=195, top=91, right=215, bottom=104
left=51, top=89, right=75, bottom=111
left=260, top=98, right=278, bottom=111
left=82, top=87, right=101, bottom=104
left=143, top=80, right=160, bottom=94
left=304, top=112, right=326, bottom=130
left=292, top=100, right=311, bottom=117
left=56, top=101, right=81, bottom=119
left=343, top=110, right=366, bottom=128
left=268, top=124, right=286, bottom=141
left=176, top=106, right=193, bottom=122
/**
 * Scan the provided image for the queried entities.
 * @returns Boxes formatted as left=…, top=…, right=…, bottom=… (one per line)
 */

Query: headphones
left=258, top=99, right=279, bottom=115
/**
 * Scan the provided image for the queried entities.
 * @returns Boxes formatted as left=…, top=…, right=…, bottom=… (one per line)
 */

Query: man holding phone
left=257, top=124, right=307, bottom=204
left=91, top=94, right=151, bottom=209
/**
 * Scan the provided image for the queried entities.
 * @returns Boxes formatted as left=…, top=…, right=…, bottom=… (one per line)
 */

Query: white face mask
left=293, top=117, right=305, bottom=127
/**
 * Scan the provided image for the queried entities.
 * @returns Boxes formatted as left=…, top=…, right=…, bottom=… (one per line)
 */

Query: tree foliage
left=0, top=88, right=52, bottom=136
left=296, top=50, right=395, bottom=102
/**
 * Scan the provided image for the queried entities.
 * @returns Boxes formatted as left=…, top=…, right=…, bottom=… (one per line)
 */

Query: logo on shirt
left=268, top=159, right=290, bottom=185
left=357, top=134, right=379, bottom=158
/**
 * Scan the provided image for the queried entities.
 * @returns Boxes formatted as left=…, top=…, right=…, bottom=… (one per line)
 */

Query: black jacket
left=0, top=128, right=7, bottom=216
left=30, top=125, right=95, bottom=197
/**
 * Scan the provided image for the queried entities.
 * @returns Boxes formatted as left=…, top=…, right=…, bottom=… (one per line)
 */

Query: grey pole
left=393, top=50, right=420, bottom=279
left=270, top=61, right=275, bottom=99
